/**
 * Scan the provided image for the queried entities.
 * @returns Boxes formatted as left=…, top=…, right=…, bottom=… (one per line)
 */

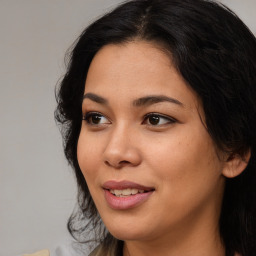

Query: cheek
left=146, top=132, right=224, bottom=228
left=147, top=126, right=223, bottom=192
left=77, top=131, right=100, bottom=180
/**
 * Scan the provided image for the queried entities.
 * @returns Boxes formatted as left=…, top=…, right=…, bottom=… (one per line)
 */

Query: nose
left=103, top=125, right=142, bottom=169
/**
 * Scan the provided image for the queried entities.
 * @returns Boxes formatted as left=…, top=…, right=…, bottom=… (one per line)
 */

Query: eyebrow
left=83, top=93, right=183, bottom=107
left=133, top=95, right=183, bottom=107
left=83, top=93, right=108, bottom=104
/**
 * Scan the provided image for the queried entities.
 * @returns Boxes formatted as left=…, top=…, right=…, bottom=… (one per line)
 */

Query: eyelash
left=82, top=112, right=110, bottom=126
left=82, top=112, right=177, bottom=127
left=143, top=113, right=177, bottom=126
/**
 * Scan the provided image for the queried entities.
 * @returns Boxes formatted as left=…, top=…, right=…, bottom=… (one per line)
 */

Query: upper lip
left=103, top=180, right=155, bottom=191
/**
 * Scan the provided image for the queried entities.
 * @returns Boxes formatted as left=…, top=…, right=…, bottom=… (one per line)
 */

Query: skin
left=77, top=41, right=229, bottom=256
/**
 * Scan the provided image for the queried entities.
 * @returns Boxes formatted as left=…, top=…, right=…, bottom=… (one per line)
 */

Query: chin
left=109, top=228, right=146, bottom=241
left=104, top=220, right=153, bottom=242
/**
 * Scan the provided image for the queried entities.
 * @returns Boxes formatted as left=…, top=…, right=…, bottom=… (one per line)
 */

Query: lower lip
left=104, top=189, right=154, bottom=210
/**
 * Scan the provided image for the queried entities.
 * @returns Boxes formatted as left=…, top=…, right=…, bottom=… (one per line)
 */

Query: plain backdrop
left=0, top=1, right=255, bottom=256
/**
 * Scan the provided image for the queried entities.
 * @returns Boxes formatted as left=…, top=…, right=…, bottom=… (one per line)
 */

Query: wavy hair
left=55, top=0, right=256, bottom=255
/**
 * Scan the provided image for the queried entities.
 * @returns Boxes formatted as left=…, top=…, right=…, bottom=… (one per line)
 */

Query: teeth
left=110, top=188, right=145, bottom=197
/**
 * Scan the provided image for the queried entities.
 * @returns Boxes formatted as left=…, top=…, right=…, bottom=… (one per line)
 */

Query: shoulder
left=89, top=244, right=116, bottom=256
left=22, top=249, right=50, bottom=256
left=89, top=239, right=123, bottom=256
left=89, top=245, right=104, bottom=256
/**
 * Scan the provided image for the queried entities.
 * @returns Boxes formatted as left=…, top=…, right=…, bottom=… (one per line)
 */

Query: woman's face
left=77, top=41, right=226, bottom=243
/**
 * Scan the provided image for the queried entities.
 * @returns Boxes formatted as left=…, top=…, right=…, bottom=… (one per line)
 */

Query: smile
left=110, top=188, right=145, bottom=197
left=103, top=180, right=155, bottom=210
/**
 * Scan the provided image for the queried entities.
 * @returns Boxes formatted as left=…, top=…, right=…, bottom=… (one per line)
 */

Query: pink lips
left=102, top=180, right=155, bottom=210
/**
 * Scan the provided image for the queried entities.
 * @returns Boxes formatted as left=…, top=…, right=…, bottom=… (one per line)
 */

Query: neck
left=123, top=206, right=225, bottom=256
left=123, top=231, right=225, bottom=256
left=123, top=178, right=226, bottom=256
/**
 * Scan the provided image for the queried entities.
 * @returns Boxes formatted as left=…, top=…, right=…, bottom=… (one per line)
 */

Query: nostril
left=104, top=160, right=131, bottom=168
left=119, top=160, right=130, bottom=165
left=104, top=160, right=111, bottom=167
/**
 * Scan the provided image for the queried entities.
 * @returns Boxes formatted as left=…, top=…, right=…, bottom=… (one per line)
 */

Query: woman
left=55, top=0, right=256, bottom=255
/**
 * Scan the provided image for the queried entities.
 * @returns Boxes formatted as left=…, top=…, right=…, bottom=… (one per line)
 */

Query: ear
left=222, top=149, right=251, bottom=178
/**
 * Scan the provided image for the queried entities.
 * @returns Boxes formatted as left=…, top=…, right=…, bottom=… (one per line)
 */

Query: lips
left=102, top=180, right=155, bottom=210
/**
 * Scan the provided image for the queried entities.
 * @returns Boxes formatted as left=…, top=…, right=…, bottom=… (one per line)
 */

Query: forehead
left=84, top=41, right=199, bottom=110
left=87, top=41, right=173, bottom=83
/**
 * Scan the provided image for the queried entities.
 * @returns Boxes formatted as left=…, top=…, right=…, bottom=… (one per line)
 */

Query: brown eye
left=148, top=115, right=161, bottom=125
left=83, top=112, right=110, bottom=125
left=91, top=114, right=102, bottom=124
left=143, top=113, right=176, bottom=126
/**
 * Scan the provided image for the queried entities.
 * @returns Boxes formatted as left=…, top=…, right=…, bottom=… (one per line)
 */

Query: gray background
left=0, top=1, right=255, bottom=255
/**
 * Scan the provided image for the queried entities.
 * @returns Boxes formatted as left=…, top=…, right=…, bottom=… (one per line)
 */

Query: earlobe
left=222, top=150, right=251, bottom=178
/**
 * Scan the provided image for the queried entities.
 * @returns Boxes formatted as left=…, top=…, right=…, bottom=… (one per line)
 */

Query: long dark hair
left=55, top=0, right=256, bottom=255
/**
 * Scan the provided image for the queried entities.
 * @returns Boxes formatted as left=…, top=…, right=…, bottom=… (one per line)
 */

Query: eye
left=83, top=112, right=110, bottom=125
left=143, top=113, right=176, bottom=126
